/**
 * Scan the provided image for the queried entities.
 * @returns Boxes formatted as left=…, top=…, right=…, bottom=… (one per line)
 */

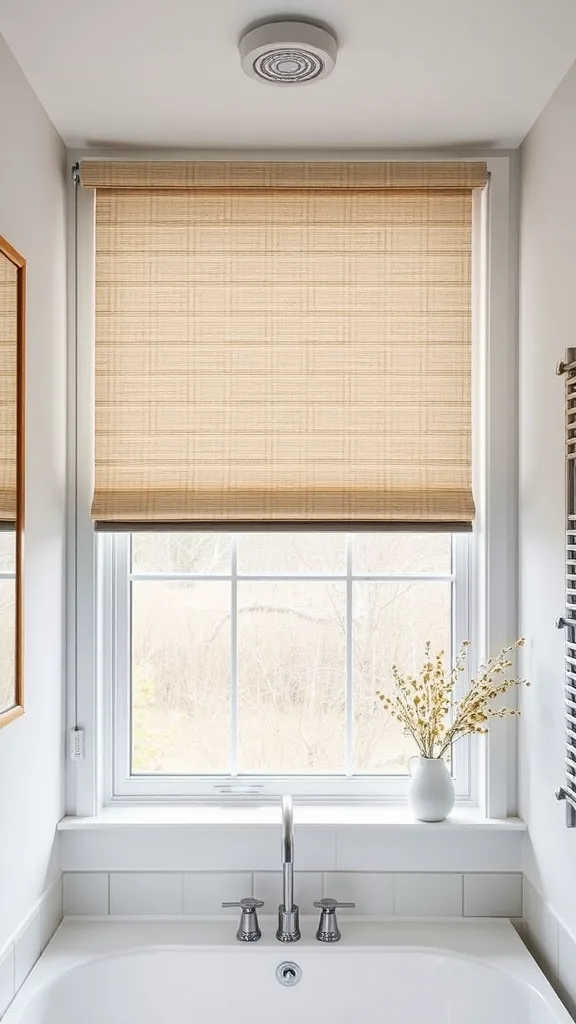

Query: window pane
left=131, top=533, right=231, bottom=574
left=0, top=531, right=15, bottom=573
left=237, top=533, right=345, bottom=574
left=353, top=533, right=451, bottom=574
left=353, top=581, right=451, bottom=773
left=237, top=581, right=346, bottom=772
left=131, top=581, right=230, bottom=773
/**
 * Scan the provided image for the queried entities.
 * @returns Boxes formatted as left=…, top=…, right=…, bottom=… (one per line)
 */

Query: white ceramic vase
left=407, top=756, right=455, bottom=822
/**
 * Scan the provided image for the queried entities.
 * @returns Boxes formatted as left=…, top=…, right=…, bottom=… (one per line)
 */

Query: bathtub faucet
left=276, top=794, right=300, bottom=942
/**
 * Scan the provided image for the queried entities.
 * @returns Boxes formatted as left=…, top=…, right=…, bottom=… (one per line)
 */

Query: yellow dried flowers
left=377, top=639, right=527, bottom=759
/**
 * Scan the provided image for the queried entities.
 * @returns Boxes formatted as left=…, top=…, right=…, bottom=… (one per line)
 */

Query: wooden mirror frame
left=0, top=235, right=25, bottom=728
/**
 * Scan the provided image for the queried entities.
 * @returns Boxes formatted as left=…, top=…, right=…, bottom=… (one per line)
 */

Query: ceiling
left=0, top=0, right=575, bottom=149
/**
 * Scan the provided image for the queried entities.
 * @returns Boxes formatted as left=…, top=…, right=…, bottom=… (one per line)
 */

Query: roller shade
left=81, top=161, right=487, bottom=191
left=84, top=160, right=487, bottom=529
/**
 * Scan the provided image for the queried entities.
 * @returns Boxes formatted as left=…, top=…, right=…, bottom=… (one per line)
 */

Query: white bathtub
left=3, top=918, right=573, bottom=1024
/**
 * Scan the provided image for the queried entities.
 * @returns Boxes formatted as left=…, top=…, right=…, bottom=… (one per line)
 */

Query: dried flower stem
left=377, top=639, right=527, bottom=759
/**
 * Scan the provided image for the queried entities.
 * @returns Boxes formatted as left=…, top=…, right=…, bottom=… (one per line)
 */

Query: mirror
left=0, top=235, right=24, bottom=727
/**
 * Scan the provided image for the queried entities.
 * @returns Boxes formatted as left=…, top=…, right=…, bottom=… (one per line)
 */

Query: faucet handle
left=222, top=898, right=264, bottom=910
left=314, top=898, right=355, bottom=943
left=313, top=898, right=355, bottom=910
left=222, top=897, right=264, bottom=942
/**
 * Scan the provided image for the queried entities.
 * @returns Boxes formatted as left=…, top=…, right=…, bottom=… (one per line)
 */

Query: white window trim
left=66, top=149, right=518, bottom=819
left=102, top=531, right=471, bottom=803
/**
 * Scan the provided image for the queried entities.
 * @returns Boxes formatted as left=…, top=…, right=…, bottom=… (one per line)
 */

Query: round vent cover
left=239, top=21, right=337, bottom=85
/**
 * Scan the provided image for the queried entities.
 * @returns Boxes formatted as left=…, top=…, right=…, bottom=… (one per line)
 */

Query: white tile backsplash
left=0, top=945, right=14, bottom=1020
left=109, top=873, right=184, bottom=916
left=394, top=873, right=463, bottom=917
left=520, top=878, right=576, bottom=1021
left=558, top=918, right=576, bottom=1020
left=253, top=872, right=320, bottom=913
left=63, top=872, right=109, bottom=916
left=39, top=875, right=63, bottom=950
left=184, top=873, right=252, bottom=914
left=0, top=875, right=63, bottom=1019
left=524, top=877, right=560, bottom=980
left=323, top=872, right=394, bottom=915
left=463, top=873, right=523, bottom=918
left=60, top=869, right=527, bottom=920
left=63, top=827, right=339, bottom=872
left=334, top=826, right=521, bottom=873
left=14, top=911, right=41, bottom=991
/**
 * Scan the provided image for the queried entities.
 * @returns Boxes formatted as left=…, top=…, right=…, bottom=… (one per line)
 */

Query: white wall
left=0, top=35, right=67, bottom=949
left=519, top=59, right=576, bottom=938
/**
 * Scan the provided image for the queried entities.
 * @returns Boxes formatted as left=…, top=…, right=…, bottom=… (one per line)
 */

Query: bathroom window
left=103, top=529, right=470, bottom=798
left=71, top=156, right=517, bottom=815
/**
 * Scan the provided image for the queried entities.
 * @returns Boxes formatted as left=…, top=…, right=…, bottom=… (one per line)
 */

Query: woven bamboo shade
left=85, top=161, right=487, bottom=528
left=0, top=255, right=17, bottom=524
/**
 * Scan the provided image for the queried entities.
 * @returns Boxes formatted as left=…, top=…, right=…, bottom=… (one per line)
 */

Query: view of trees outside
left=0, top=531, right=15, bottom=711
left=130, top=533, right=451, bottom=776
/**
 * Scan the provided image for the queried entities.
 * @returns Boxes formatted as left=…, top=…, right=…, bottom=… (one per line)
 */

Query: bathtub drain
left=276, top=962, right=302, bottom=986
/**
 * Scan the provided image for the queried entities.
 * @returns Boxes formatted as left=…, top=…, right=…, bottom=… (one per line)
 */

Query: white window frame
left=102, top=531, right=471, bottom=802
left=66, top=150, right=518, bottom=818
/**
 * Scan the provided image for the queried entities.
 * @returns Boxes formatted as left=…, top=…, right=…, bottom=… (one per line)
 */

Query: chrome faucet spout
left=276, top=795, right=300, bottom=942
left=281, top=794, right=294, bottom=865
left=283, top=863, right=294, bottom=914
left=281, top=794, right=295, bottom=911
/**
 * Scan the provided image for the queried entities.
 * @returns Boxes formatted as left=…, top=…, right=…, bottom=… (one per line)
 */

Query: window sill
left=58, top=804, right=526, bottom=832
left=57, top=804, right=524, bottom=875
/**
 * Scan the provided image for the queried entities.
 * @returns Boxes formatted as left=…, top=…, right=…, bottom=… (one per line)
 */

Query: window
left=103, top=530, right=470, bottom=799
left=70, top=156, right=518, bottom=817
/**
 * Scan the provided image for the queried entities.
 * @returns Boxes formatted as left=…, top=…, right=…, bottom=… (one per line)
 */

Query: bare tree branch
left=206, top=602, right=338, bottom=644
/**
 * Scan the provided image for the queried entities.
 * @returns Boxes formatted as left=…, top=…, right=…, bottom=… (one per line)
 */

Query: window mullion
left=230, top=535, right=239, bottom=776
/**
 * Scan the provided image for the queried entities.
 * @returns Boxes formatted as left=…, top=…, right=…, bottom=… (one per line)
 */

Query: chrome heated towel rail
left=555, top=347, right=576, bottom=826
